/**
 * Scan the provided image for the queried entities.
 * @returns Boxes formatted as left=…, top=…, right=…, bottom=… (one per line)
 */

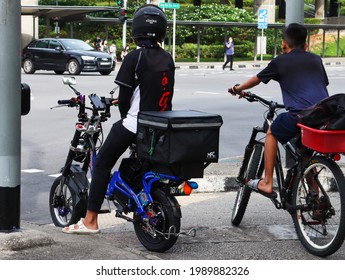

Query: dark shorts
left=270, top=112, right=299, bottom=144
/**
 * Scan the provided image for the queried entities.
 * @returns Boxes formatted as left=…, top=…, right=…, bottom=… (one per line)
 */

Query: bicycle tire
left=291, top=156, right=345, bottom=257
left=49, top=176, right=87, bottom=227
left=133, top=188, right=181, bottom=252
left=231, top=143, right=263, bottom=226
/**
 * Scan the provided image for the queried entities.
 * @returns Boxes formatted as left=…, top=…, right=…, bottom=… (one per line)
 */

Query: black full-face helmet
left=131, top=4, right=167, bottom=43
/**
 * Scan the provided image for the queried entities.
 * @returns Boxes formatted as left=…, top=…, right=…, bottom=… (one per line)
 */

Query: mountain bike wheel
left=231, top=143, right=264, bottom=226
left=291, top=156, right=345, bottom=257
left=133, top=188, right=181, bottom=252
left=49, top=176, right=87, bottom=227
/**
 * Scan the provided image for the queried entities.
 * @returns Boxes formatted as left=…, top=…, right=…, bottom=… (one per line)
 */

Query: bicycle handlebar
left=58, top=98, right=78, bottom=106
left=245, top=91, right=285, bottom=109
left=234, top=91, right=285, bottom=109
left=54, top=78, right=119, bottom=125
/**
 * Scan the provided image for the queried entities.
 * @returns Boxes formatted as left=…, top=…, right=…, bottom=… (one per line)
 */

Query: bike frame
left=106, top=170, right=182, bottom=221
left=236, top=96, right=308, bottom=211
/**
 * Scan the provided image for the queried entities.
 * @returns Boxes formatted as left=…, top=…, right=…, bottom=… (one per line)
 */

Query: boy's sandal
left=246, top=178, right=278, bottom=199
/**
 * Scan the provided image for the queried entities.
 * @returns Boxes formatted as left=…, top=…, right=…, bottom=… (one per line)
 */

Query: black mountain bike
left=231, top=91, right=345, bottom=257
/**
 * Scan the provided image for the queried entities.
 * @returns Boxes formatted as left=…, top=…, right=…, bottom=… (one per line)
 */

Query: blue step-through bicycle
left=49, top=77, right=221, bottom=252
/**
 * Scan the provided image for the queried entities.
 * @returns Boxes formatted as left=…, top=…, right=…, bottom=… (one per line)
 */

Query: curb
left=174, top=59, right=345, bottom=70
left=194, top=175, right=238, bottom=192
left=175, top=63, right=268, bottom=70
left=0, top=226, right=54, bottom=251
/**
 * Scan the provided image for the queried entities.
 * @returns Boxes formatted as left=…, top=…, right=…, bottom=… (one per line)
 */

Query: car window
left=61, top=39, right=94, bottom=51
left=35, top=40, right=49, bottom=49
left=48, top=40, right=61, bottom=50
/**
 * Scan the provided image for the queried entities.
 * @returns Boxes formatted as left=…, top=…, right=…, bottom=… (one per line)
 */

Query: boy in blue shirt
left=228, top=23, right=329, bottom=198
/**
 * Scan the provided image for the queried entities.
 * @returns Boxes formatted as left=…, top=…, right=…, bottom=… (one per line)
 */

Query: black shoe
left=230, top=68, right=235, bottom=71
left=222, top=65, right=225, bottom=70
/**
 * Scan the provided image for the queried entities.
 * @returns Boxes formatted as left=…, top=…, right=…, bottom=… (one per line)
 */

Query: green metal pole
left=285, top=0, right=304, bottom=25
left=0, top=0, right=21, bottom=232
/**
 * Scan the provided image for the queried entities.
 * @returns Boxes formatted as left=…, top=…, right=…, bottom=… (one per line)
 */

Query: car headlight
left=81, top=56, right=96, bottom=61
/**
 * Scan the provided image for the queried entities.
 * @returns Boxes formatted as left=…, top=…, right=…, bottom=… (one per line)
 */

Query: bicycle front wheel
left=291, top=156, right=345, bottom=257
left=231, top=143, right=264, bottom=226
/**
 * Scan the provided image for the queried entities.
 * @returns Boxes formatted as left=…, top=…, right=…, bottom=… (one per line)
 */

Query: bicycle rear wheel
left=291, top=156, right=345, bottom=257
left=231, top=143, right=264, bottom=226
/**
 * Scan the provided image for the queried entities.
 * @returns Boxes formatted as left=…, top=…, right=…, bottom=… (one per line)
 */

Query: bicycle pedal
left=99, top=209, right=111, bottom=214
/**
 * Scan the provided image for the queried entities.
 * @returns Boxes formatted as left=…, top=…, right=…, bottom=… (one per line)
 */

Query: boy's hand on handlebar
left=228, top=84, right=245, bottom=98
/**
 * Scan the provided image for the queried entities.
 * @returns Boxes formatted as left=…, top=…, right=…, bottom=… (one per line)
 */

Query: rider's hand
left=228, top=84, right=244, bottom=97
left=112, top=99, right=119, bottom=106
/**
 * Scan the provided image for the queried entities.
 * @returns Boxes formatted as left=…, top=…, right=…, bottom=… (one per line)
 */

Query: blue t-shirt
left=225, top=41, right=234, bottom=55
left=257, top=48, right=329, bottom=113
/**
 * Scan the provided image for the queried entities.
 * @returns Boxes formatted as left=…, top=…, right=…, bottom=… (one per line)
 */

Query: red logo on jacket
left=159, top=72, right=171, bottom=111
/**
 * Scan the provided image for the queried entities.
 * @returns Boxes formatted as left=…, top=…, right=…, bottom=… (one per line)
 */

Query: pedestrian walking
left=223, top=36, right=235, bottom=71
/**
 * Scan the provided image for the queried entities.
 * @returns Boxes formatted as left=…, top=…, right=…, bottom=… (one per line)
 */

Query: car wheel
left=23, top=58, right=35, bottom=74
left=54, top=70, right=65, bottom=75
left=99, top=71, right=111, bottom=75
left=67, top=59, right=81, bottom=75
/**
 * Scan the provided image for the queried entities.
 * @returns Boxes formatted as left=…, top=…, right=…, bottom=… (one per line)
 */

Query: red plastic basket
left=297, top=123, right=345, bottom=153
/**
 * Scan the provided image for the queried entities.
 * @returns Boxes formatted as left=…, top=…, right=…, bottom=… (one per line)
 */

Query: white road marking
left=21, top=169, right=44, bottom=173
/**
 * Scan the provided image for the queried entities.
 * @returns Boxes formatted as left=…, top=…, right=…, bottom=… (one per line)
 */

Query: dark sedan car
left=22, top=38, right=115, bottom=75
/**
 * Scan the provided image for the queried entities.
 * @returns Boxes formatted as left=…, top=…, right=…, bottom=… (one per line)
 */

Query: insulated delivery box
left=137, top=110, right=223, bottom=179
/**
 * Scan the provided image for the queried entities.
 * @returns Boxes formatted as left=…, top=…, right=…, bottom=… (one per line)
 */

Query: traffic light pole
left=0, top=0, right=21, bottom=232
left=172, top=8, right=176, bottom=61
left=285, top=0, right=304, bottom=25
left=122, top=0, right=127, bottom=49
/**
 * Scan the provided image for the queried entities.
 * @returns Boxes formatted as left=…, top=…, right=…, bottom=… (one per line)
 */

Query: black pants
left=87, top=120, right=136, bottom=212
left=223, top=54, right=234, bottom=70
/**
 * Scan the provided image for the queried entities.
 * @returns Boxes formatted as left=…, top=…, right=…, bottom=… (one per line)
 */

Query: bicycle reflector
left=21, top=83, right=31, bottom=116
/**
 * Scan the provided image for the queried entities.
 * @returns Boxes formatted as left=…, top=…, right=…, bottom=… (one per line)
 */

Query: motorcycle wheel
left=49, top=176, right=87, bottom=227
left=133, top=188, right=181, bottom=252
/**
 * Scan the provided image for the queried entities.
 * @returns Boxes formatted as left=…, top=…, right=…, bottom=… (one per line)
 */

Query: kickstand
left=155, top=226, right=197, bottom=240
left=180, top=228, right=197, bottom=237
